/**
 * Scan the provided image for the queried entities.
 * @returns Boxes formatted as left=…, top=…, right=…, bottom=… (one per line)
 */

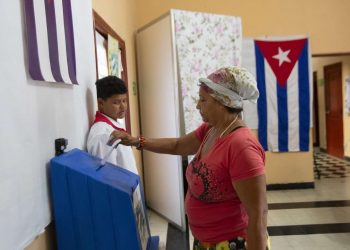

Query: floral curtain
left=172, top=9, right=242, bottom=133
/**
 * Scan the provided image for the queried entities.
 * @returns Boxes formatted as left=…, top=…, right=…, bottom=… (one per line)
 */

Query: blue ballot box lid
left=50, top=148, right=158, bottom=250
left=51, top=148, right=140, bottom=193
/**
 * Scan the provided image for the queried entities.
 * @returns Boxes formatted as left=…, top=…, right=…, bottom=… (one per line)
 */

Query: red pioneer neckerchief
left=93, top=111, right=126, bottom=132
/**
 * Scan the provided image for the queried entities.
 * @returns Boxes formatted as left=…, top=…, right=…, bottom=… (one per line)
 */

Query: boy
left=87, top=76, right=138, bottom=174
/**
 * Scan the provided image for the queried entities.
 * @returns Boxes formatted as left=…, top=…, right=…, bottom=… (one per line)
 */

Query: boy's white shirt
left=87, top=114, right=138, bottom=175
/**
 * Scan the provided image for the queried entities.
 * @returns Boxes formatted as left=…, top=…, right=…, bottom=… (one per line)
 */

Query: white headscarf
left=199, top=66, right=259, bottom=109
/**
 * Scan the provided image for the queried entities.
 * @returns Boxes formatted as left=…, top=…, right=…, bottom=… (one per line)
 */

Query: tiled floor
left=314, top=150, right=350, bottom=178
left=267, top=177, right=350, bottom=249
left=148, top=151, right=350, bottom=249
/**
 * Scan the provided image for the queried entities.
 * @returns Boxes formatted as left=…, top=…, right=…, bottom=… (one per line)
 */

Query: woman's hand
left=110, top=130, right=139, bottom=147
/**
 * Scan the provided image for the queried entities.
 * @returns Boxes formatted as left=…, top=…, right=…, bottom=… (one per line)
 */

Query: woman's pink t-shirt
left=185, top=123, right=265, bottom=243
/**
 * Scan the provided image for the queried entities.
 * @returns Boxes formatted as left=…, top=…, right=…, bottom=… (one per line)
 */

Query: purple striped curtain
left=24, top=0, right=78, bottom=84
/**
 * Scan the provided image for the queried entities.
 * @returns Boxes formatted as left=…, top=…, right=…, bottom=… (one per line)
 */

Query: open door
left=324, top=62, right=344, bottom=158
left=136, top=14, right=186, bottom=231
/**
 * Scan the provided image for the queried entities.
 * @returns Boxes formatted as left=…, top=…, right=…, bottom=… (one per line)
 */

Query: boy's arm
left=87, top=134, right=108, bottom=156
left=87, top=125, right=112, bottom=159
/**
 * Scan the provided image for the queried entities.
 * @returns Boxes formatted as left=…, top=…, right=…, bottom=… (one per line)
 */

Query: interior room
left=1, top=0, right=349, bottom=249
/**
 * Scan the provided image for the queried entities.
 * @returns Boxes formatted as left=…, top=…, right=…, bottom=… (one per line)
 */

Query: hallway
left=148, top=151, right=350, bottom=249
left=267, top=177, right=350, bottom=249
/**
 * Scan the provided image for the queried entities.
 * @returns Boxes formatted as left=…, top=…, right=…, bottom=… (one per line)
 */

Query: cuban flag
left=24, top=0, right=78, bottom=84
left=242, top=37, right=312, bottom=152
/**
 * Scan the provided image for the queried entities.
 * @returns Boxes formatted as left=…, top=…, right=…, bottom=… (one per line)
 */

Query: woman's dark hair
left=95, top=76, right=127, bottom=99
left=225, top=106, right=243, bottom=114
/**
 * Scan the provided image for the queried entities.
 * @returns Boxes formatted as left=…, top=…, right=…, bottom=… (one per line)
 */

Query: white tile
left=270, top=233, right=350, bottom=250
left=268, top=177, right=350, bottom=204
left=268, top=207, right=350, bottom=226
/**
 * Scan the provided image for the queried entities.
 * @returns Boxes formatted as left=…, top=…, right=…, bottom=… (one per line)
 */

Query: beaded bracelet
left=136, top=136, right=145, bottom=150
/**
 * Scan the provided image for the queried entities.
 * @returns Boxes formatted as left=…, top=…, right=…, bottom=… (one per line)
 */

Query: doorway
left=324, top=62, right=344, bottom=158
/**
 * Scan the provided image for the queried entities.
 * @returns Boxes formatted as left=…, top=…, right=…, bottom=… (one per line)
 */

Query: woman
left=112, top=67, right=269, bottom=250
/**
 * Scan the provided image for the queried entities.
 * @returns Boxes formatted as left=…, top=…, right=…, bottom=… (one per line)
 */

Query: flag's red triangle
left=255, top=38, right=307, bottom=87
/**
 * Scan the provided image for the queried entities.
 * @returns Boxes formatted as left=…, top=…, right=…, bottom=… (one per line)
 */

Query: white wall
left=0, top=1, right=96, bottom=249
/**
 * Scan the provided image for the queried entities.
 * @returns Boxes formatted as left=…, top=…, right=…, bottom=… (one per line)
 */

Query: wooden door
left=324, top=63, right=343, bottom=157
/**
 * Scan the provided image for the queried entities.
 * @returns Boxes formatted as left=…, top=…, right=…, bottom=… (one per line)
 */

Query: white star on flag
left=272, top=47, right=291, bottom=66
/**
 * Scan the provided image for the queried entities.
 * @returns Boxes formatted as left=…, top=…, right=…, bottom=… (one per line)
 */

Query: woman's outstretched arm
left=111, top=130, right=201, bottom=156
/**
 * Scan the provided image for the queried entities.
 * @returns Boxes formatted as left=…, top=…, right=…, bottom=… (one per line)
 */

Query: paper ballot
left=99, top=139, right=121, bottom=168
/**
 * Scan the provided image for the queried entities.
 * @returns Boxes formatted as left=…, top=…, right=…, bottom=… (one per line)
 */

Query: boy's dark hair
left=95, top=76, right=127, bottom=99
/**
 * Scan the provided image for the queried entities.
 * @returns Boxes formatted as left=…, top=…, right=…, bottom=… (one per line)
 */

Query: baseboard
left=25, top=222, right=56, bottom=250
left=267, top=182, right=315, bottom=190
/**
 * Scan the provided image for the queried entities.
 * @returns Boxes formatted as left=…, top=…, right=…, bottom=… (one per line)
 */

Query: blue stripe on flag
left=255, top=43, right=268, bottom=150
left=298, top=42, right=310, bottom=151
left=277, top=82, right=288, bottom=151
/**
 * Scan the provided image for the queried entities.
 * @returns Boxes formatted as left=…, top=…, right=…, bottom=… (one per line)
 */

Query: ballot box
left=50, top=148, right=159, bottom=250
